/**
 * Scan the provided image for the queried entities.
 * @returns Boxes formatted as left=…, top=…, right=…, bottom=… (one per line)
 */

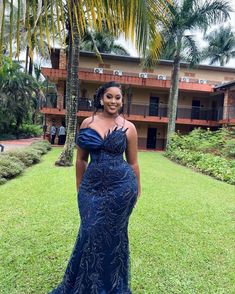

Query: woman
left=49, top=81, right=141, bottom=294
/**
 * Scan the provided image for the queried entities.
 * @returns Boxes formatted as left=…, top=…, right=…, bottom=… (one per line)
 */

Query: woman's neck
left=99, top=111, right=119, bottom=120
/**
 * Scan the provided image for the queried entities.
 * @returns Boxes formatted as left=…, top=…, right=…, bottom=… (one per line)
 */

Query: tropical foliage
left=1, top=0, right=172, bottom=166
left=165, top=127, right=235, bottom=185
left=145, top=0, right=231, bottom=148
left=0, top=0, right=172, bottom=65
left=202, top=25, right=235, bottom=66
left=81, top=29, right=129, bottom=56
left=0, top=58, right=42, bottom=137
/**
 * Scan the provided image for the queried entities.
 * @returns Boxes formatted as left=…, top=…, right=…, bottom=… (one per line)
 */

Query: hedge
left=165, top=128, right=235, bottom=185
left=0, top=140, right=51, bottom=185
left=165, top=148, right=235, bottom=185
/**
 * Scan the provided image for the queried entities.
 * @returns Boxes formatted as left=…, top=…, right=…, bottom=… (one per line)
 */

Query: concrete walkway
left=0, top=137, right=43, bottom=152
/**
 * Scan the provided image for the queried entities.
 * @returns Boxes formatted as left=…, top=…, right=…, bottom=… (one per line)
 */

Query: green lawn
left=0, top=149, right=234, bottom=294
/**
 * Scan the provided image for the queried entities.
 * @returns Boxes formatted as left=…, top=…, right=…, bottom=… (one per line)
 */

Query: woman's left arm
left=125, top=123, right=141, bottom=199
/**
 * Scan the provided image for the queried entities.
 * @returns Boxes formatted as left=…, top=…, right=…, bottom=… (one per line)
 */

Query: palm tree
left=81, top=29, right=130, bottom=56
left=202, top=25, right=235, bottom=66
left=55, top=1, right=172, bottom=166
left=145, top=0, right=231, bottom=148
left=1, top=0, right=173, bottom=166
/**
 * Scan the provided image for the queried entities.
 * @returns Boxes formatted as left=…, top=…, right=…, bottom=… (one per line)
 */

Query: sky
left=15, top=1, right=235, bottom=69
left=119, top=6, right=235, bottom=68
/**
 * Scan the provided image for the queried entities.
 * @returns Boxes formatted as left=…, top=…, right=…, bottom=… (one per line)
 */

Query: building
left=41, top=50, right=235, bottom=150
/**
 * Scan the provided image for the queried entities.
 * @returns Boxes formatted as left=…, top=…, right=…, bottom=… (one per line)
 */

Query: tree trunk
left=29, top=56, right=33, bottom=75
left=166, top=54, right=180, bottom=148
left=55, top=12, right=80, bottom=166
left=25, top=46, right=29, bottom=73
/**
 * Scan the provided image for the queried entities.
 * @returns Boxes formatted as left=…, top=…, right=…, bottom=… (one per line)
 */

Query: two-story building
left=41, top=50, right=235, bottom=150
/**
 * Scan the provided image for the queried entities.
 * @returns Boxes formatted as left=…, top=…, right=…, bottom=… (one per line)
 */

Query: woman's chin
left=104, top=108, right=119, bottom=115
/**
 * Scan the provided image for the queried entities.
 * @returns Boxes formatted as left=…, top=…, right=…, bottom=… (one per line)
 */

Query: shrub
left=0, top=140, right=51, bottom=184
left=170, top=127, right=232, bottom=154
left=222, top=139, right=235, bottom=158
left=0, top=177, right=7, bottom=184
left=30, top=140, right=52, bottom=153
left=166, top=127, right=235, bottom=185
left=165, top=149, right=235, bottom=185
left=18, top=124, right=43, bottom=138
left=5, top=149, right=40, bottom=166
left=0, top=155, right=25, bottom=179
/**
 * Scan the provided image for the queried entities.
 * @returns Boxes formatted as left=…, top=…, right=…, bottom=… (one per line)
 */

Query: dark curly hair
left=93, top=81, right=123, bottom=111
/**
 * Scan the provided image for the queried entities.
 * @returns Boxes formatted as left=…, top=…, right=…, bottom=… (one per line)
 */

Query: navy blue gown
left=49, top=126, right=138, bottom=294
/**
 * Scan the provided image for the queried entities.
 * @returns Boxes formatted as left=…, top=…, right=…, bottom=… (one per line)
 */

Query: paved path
left=0, top=137, right=44, bottom=152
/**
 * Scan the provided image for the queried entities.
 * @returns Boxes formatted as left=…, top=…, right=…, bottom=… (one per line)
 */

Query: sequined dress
left=49, top=126, right=138, bottom=294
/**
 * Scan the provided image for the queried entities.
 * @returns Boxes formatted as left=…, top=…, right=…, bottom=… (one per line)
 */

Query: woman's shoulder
left=123, top=119, right=136, bottom=131
left=80, top=116, right=95, bottom=128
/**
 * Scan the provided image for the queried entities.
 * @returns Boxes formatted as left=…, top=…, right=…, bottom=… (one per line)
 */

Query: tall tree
left=0, top=57, right=40, bottom=136
left=145, top=0, right=231, bottom=148
left=202, top=25, right=235, bottom=66
left=81, top=29, right=130, bottom=56
left=1, top=0, right=173, bottom=165
left=56, top=0, right=173, bottom=166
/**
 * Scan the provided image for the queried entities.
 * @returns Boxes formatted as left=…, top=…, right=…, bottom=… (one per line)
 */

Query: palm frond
left=202, top=25, right=235, bottom=66
left=183, top=34, right=201, bottom=66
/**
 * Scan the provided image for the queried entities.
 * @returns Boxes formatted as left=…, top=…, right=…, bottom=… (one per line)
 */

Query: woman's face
left=101, top=87, right=123, bottom=115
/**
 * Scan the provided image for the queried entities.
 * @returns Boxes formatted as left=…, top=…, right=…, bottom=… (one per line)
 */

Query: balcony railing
left=42, top=97, right=235, bottom=122
left=220, top=106, right=235, bottom=121
left=76, top=99, right=224, bottom=121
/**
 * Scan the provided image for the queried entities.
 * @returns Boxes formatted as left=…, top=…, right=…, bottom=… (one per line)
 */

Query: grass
left=0, top=149, right=234, bottom=294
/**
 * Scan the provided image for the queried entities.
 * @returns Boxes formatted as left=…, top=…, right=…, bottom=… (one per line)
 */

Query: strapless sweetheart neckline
left=80, top=126, right=127, bottom=141
left=49, top=123, right=137, bottom=294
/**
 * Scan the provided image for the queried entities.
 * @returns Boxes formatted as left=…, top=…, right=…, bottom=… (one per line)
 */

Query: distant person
left=0, top=144, right=4, bottom=152
left=50, top=123, right=57, bottom=144
left=58, top=123, right=66, bottom=145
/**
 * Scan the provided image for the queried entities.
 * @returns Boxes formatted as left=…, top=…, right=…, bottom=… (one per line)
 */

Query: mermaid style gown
left=49, top=126, right=138, bottom=294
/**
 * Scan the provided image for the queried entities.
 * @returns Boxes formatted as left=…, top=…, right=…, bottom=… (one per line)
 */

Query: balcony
left=40, top=97, right=235, bottom=126
left=76, top=99, right=223, bottom=125
left=219, top=105, right=235, bottom=124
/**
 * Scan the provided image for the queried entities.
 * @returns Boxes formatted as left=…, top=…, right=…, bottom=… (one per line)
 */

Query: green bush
left=18, top=124, right=43, bottom=138
left=165, top=149, right=235, bottom=185
left=0, top=177, right=7, bottom=184
left=30, top=140, right=52, bottom=153
left=0, top=140, right=51, bottom=184
left=5, top=149, right=40, bottom=166
left=165, top=127, right=235, bottom=185
left=169, top=128, right=231, bottom=154
left=222, top=139, right=235, bottom=158
left=0, top=155, right=25, bottom=179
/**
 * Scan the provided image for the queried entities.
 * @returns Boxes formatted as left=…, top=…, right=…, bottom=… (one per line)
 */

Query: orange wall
left=77, top=55, right=235, bottom=84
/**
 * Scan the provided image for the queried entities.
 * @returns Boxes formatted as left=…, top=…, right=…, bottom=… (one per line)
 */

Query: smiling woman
left=49, top=81, right=141, bottom=294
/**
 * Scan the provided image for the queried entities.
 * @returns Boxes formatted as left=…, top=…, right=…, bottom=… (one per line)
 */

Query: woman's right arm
left=76, top=146, right=89, bottom=193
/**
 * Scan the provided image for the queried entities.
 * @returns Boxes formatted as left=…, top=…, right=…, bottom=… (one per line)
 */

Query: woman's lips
left=109, top=106, right=117, bottom=110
